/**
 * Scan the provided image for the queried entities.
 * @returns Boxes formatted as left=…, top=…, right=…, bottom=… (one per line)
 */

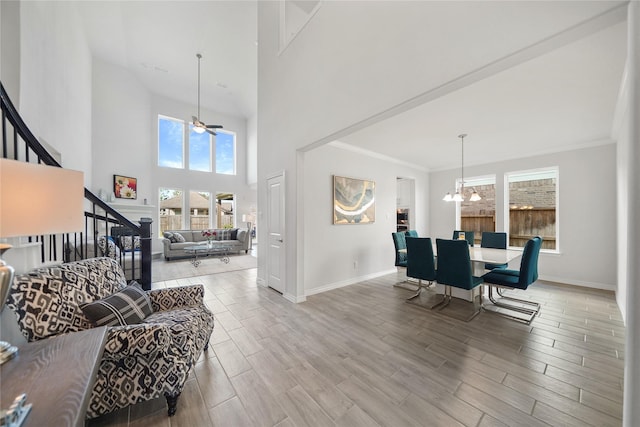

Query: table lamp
left=0, top=158, right=84, bottom=364
left=241, top=214, right=253, bottom=230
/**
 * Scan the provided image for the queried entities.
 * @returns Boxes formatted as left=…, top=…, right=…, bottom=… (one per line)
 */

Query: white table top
left=467, top=246, right=521, bottom=264
left=400, top=244, right=522, bottom=265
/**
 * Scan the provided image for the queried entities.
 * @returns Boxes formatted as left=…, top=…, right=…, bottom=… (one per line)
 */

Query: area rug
left=152, top=253, right=257, bottom=282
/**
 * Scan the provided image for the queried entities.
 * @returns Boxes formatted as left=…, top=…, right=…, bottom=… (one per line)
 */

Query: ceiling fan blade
left=206, top=124, right=223, bottom=129
left=205, top=129, right=217, bottom=136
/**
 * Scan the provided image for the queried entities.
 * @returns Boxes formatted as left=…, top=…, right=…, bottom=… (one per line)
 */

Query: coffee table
left=184, top=245, right=231, bottom=267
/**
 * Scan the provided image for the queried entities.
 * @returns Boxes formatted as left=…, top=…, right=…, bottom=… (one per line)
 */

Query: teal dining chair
left=482, top=236, right=543, bottom=324
left=392, top=232, right=408, bottom=268
left=405, top=230, right=418, bottom=238
left=481, top=231, right=508, bottom=270
left=405, top=237, right=436, bottom=301
left=452, top=230, right=475, bottom=246
left=435, top=239, right=483, bottom=321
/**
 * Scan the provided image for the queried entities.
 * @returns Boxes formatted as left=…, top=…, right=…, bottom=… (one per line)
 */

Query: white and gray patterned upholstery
left=6, top=257, right=214, bottom=419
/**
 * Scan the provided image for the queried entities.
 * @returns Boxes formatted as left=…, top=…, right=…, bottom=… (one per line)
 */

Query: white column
left=624, top=2, right=640, bottom=426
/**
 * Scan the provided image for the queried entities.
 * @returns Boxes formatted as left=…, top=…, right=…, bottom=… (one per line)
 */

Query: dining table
left=400, top=241, right=522, bottom=301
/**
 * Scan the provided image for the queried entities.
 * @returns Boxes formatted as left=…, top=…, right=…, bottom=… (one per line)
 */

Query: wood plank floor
left=88, top=269, right=624, bottom=427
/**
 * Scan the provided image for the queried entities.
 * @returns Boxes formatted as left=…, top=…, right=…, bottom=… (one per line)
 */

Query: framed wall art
left=333, top=175, right=375, bottom=224
left=114, top=174, right=137, bottom=199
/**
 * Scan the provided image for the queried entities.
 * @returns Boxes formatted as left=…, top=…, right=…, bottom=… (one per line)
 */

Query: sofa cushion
left=81, top=282, right=153, bottom=327
left=8, top=258, right=128, bottom=341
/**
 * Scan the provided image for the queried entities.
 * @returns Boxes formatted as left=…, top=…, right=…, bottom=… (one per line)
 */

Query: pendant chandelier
left=443, top=134, right=481, bottom=202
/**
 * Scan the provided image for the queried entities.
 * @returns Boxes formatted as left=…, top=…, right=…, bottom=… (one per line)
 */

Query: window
left=189, top=191, right=211, bottom=229
left=158, top=116, right=184, bottom=168
left=506, top=168, right=558, bottom=250
left=215, top=193, right=235, bottom=228
left=458, top=176, right=496, bottom=245
left=188, top=125, right=212, bottom=172
left=215, top=130, right=236, bottom=175
left=159, top=188, right=183, bottom=234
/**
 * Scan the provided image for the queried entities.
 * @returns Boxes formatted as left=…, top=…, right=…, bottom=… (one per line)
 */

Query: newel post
left=139, top=217, right=153, bottom=290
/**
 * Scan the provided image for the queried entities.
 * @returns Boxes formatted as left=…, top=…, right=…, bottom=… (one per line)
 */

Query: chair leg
left=435, top=286, right=481, bottom=321
left=483, top=286, right=539, bottom=324
left=165, top=392, right=181, bottom=416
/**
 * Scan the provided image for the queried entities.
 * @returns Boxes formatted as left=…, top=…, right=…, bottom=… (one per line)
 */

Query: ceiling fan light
left=443, top=192, right=453, bottom=202
left=470, top=189, right=481, bottom=201
left=193, top=125, right=206, bottom=134
left=452, top=192, right=463, bottom=202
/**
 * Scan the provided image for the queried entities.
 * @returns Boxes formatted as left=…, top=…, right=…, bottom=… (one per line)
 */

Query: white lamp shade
left=193, top=125, right=206, bottom=134
left=0, top=159, right=84, bottom=238
left=452, top=192, right=464, bottom=202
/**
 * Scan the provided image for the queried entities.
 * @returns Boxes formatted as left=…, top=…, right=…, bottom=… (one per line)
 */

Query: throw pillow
left=173, top=233, right=186, bottom=243
left=81, top=281, right=153, bottom=327
left=119, top=235, right=141, bottom=252
left=217, top=229, right=232, bottom=240
left=229, top=228, right=239, bottom=240
left=163, top=231, right=174, bottom=240
left=97, top=235, right=118, bottom=259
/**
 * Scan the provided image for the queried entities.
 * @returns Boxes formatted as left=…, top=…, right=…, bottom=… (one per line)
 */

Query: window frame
left=158, top=115, right=185, bottom=169
left=215, top=129, right=237, bottom=175
left=188, top=125, right=213, bottom=172
left=504, top=167, right=559, bottom=253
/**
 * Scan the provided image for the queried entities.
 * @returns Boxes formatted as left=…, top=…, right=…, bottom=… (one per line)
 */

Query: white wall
left=616, top=95, right=630, bottom=320
left=302, top=143, right=428, bottom=295
left=430, top=143, right=617, bottom=290
left=257, top=1, right=622, bottom=299
left=18, top=2, right=92, bottom=184
left=92, top=58, right=152, bottom=203
left=1, top=0, right=20, bottom=103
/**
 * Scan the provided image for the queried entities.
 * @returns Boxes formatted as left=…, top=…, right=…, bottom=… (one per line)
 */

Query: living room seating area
left=6, top=257, right=214, bottom=418
left=162, top=227, right=251, bottom=260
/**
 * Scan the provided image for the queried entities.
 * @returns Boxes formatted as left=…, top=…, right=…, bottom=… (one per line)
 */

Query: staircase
left=0, top=82, right=152, bottom=289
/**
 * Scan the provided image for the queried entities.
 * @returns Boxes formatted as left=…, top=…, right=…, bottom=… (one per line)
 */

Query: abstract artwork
left=333, top=175, right=375, bottom=224
left=114, top=175, right=137, bottom=199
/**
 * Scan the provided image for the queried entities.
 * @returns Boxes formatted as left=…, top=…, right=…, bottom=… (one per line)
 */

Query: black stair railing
left=1, top=82, right=152, bottom=289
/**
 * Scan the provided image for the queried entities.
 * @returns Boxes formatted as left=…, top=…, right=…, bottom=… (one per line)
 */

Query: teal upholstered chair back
left=405, top=230, right=418, bottom=238
left=406, top=237, right=436, bottom=282
left=481, top=232, right=507, bottom=249
left=392, top=232, right=408, bottom=267
left=436, top=239, right=482, bottom=290
left=452, top=230, right=475, bottom=246
left=481, top=232, right=508, bottom=270
left=518, top=236, right=543, bottom=287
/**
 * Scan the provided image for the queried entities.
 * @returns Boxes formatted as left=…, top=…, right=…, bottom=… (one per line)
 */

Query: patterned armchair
left=5, top=257, right=214, bottom=419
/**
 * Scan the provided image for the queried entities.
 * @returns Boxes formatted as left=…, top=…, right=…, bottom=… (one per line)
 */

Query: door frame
left=266, top=170, right=286, bottom=296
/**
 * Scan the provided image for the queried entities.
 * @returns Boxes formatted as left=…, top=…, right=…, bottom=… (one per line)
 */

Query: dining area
left=392, top=230, right=543, bottom=324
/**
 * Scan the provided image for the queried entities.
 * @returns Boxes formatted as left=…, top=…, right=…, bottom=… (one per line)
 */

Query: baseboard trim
left=305, top=269, right=398, bottom=297
left=539, top=275, right=615, bottom=292
left=284, top=293, right=306, bottom=303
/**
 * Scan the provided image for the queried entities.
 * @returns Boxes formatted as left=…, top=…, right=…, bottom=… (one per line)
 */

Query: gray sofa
left=162, top=228, right=251, bottom=260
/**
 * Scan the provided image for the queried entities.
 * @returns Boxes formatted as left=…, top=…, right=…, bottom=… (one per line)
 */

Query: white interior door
left=266, top=172, right=285, bottom=293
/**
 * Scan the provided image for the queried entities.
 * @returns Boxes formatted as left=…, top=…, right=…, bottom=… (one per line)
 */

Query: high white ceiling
left=338, top=20, right=627, bottom=171
left=76, top=1, right=627, bottom=171
left=76, top=1, right=257, bottom=118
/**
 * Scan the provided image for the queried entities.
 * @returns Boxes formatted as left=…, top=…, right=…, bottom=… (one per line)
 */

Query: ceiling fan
left=192, top=53, right=223, bottom=136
